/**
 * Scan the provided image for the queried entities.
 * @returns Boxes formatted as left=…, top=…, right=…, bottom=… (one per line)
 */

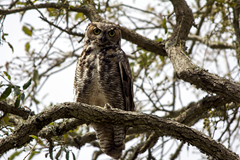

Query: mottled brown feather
left=74, top=22, right=134, bottom=159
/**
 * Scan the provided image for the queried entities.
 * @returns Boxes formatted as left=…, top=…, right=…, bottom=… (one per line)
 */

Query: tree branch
left=188, top=35, right=235, bottom=49
left=0, top=95, right=231, bottom=153
left=0, top=102, right=239, bottom=160
left=2, top=2, right=240, bottom=102
left=79, top=3, right=167, bottom=56
left=233, top=1, right=240, bottom=65
left=138, top=95, right=229, bottom=156
left=233, top=1, right=240, bottom=45
left=0, top=3, right=86, bottom=15
left=0, top=101, right=34, bottom=120
left=0, top=2, right=167, bottom=56
left=37, top=118, right=85, bottom=139
left=33, top=95, right=226, bottom=151
left=165, top=0, right=240, bottom=103
left=174, top=95, right=226, bottom=125
left=166, top=44, right=240, bottom=103
left=39, top=17, right=84, bottom=37
left=169, top=0, right=194, bottom=41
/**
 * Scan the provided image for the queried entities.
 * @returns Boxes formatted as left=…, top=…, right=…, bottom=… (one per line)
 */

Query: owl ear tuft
left=86, top=23, right=92, bottom=31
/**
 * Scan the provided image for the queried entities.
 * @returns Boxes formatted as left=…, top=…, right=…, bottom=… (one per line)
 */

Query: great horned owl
left=74, top=22, right=135, bottom=159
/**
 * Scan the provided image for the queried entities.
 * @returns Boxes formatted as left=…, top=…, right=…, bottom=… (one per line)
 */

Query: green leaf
left=47, top=8, right=64, bottom=17
left=55, top=148, right=62, bottom=160
left=63, top=133, right=68, bottom=140
left=72, top=152, right=76, bottom=160
left=97, top=2, right=101, bottom=13
left=14, top=95, right=21, bottom=108
left=32, top=97, right=40, bottom=104
left=25, top=42, right=30, bottom=52
left=159, top=55, right=165, bottom=63
left=3, top=114, right=9, bottom=124
left=65, top=150, right=69, bottom=160
left=129, top=62, right=135, bottom=67
left=28, top=151, right=40, bottom=160
left=149, top=52, right=155, bottom=60
left=23, top=78, right=32, bottom=90
left=29, top=135, right=38, bottom=140
left=8, top=42, right=14, bottom=53
left=38, top=138, right=44, bottom=146
left=0, top=86, right=12, bottom=100
left=75, top=13, right=85, bottom=21
left=155, top=36, right=163, bottom=42
left=22, top=25, right=32, bottom=36
left=162, top=18, right=167, bottom=34
left=33, top=70, right=39, bottom=86
left=1, top=33, right=8, bottom=41
left=3, top=71, right=11, bottom=80
left=8, top=150, right=23, bottom=160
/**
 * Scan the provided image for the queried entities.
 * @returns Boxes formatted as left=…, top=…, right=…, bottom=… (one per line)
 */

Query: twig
left=23, top=142, right=37, bottom=160
left=170, top=141, right=185, bottom=160
left=39, top=17, right=84, bottom=37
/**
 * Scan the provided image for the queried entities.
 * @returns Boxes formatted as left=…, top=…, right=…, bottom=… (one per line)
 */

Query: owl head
left=84, top=22, right=121, bottom=48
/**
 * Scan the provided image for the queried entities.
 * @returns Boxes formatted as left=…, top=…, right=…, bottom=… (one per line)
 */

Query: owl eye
left=108, top=30, right=116, bottom=37
left=93, top=28, right=101, bottom=35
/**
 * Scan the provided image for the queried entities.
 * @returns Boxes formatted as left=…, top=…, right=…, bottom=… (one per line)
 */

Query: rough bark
left=0, top=102, right=239, bottom=160
left=165, top=0, right=240, bottom=103
left=20, top=95, right=228, bottom=150
left=166, top=44, right=240, bottom=103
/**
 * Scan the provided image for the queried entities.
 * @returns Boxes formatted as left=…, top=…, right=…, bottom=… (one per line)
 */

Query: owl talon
left=104, top=103, right=113, bottom=109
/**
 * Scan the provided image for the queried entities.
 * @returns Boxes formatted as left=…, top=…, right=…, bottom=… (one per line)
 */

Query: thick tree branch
left=138, top=95, right=229, bottom=155
left=169, top=0, right=194, bottom=41
left=165, top=0, right=240, bottom=103
left=78, top=3, right=167, bottom=56
left=20, top=95, right=229, bottom=151
left=0, top=95, right=230, bottom=152
left=0, top=102, right=239, bottom=160
left=166, top=44, right=240, bottom=103
left=120, top=26, right=167, bottom=56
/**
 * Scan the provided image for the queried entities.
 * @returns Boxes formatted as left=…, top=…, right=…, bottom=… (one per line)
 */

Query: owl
left=74, top=22, right=135, bottom=159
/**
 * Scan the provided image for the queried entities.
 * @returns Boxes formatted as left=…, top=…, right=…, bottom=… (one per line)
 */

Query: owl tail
left=92, top=123, right=126, bottom=159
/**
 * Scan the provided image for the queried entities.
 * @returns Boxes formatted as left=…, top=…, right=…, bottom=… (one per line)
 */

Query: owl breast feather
left=78, top=46, right=124, bottom=109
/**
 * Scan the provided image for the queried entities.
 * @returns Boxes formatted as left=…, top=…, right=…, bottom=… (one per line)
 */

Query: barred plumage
left=74, top=22, right=135, bottom=159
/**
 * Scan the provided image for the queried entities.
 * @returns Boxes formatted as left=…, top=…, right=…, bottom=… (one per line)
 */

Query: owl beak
left=101, top=34, right=107, bottom=43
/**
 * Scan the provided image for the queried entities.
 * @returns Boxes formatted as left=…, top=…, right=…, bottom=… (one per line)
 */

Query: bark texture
left=0, top=102, right=239, bottom=160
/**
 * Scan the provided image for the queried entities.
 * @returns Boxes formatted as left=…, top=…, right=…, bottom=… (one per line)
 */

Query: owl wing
left=119, top=50, right=135, bottom=111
